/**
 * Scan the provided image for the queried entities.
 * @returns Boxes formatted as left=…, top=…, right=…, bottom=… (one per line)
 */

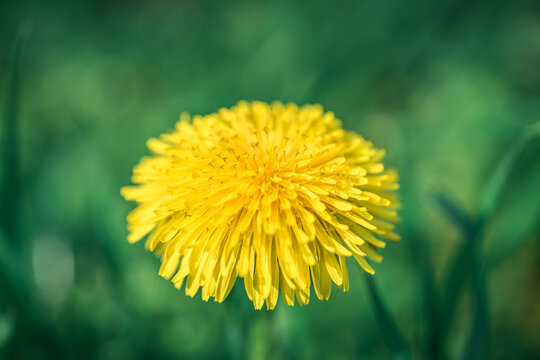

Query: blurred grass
left=365, top=275, right=411, bottom=360
left=1, top=0, right=540, bottom=359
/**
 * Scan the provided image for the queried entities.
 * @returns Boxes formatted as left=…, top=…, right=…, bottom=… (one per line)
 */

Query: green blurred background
left=1, top=0, right=540, bottom=359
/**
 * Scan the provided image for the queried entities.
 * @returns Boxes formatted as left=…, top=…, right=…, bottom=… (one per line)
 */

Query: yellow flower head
left=121, top=101, right=400, bottom=310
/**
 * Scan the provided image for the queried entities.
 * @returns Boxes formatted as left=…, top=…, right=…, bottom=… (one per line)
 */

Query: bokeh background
left=1, top=0, right=540, bottom=359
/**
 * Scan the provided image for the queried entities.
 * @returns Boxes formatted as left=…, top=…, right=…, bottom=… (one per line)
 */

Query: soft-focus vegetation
left=1, top=0, right=539, bottom=359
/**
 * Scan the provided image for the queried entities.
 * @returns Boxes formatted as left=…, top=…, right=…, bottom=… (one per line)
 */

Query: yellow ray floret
left=121, top=101, right=400, bottom=309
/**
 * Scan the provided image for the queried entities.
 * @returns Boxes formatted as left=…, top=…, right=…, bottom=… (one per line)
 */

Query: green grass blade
left=488, top=215, right=540, bottom=269
left=365, top=274, right=412, bottom=360
left=442, top=240, right=474, bottom=316
left=436, top=193, right=476, bottom=332
left=434, top=193, right=474, bottom=238
left=409, top=233, right=443, bottom=360
left=478, top=121, right=540, bottom=227
left=0, top=23, right=31, bottom=248
left=0, top=38, right=21, bottom=246
left=462, top=258, right=489, bottom=360
left=441, top=123, right=540, bottom=358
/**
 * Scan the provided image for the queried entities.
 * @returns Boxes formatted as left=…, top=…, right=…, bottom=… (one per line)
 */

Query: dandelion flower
left=121, top=101, right=400, bottom=309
